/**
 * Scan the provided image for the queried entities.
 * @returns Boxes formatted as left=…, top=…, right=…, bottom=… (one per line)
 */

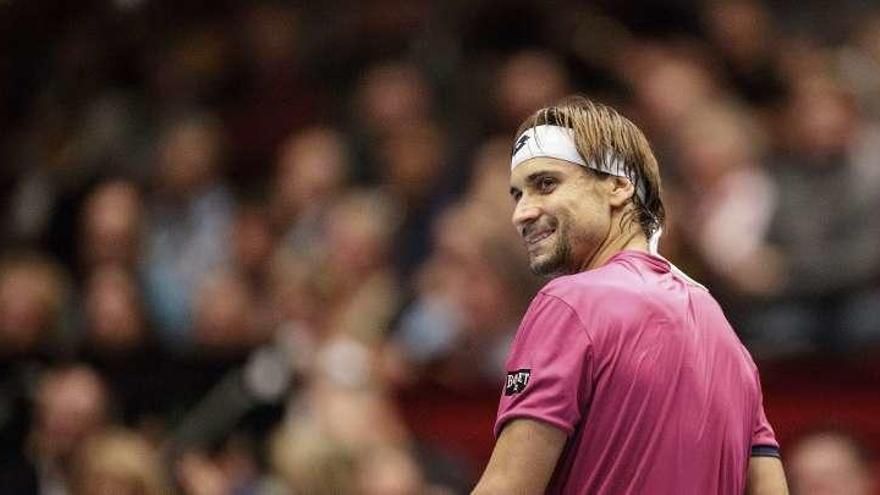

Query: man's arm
left=472, top=419, right=567, bottom=495
left=746, top=456, right=789, bottom=495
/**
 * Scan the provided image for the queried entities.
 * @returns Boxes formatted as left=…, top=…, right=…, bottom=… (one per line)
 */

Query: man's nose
left=512, top=197, right=540, bottom=230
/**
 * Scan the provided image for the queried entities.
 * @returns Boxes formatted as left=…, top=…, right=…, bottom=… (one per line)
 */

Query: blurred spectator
left=356, top=444, right=433, bottom=495
left=2, top=12, right=149, bottom=266
left=82, top=264, right=148, bottom=357
left=622, top=43, right=721, bottom=141
left=701, top=0, right=786, bottom=108
left=671, top=103, right=779, bottom=297
left=192, top=269, right=264, bottom=357
left=391, top=200, right=536, bottom=388
left=270, top=372, right=453, bottom=495
left=78, top=264, right=174, bottom=427
left=0, top=252, right=70, bottom=359
left=232, top=204, right=276, bottom=284
left=272, top=126, right=351, bottom=258
left=377, top=122, right=453, bottom=278
left=320, top=189, right=402, bottom=343
left=270, top=416, right=358, bottom=495
left=356, top=61, right=435, bottom=140
left=744, top=74, right=880, bottom=354
left=224, top=2, right=321, bottom=185
left=143, top=113, right=235, bottom=349
left=230, top=203, right=278, bottom=337
left=71, top=428, right=170, bottom=495
left=0, top=255, right=70, bottom=492
left=25, top=364, right=111, bottom=495
left=176, top=432, right=273, bottom=495
left=267, top=251, right=328, bottom=346
left=787, top=428, right=877, bottom=495
left=492, top=50, right=571, bottom=134
left=78, top=181, right=145, bottom=274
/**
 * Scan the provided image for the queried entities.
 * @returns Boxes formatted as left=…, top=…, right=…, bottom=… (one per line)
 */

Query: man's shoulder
left=540, top=264, right=638, bottom=301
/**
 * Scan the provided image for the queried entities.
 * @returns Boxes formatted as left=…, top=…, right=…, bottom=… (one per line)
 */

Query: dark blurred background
left=0, top=0, right=879, bottom=494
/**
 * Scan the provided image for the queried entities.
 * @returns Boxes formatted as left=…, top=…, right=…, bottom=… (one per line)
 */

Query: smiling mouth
left=524, top=229, right=555, bottom=248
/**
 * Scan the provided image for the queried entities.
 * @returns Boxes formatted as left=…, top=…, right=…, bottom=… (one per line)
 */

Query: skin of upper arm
left=746, top=456, right=790, bottom=495
left=471, top=419, right=568, bottom=495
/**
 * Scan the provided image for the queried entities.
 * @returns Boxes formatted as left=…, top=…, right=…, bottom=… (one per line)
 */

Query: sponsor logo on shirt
left=505, top=369, right=531, bottom=396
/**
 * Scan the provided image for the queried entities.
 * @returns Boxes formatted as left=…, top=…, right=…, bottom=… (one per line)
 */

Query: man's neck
left=579, top=226, right=649, bottom=272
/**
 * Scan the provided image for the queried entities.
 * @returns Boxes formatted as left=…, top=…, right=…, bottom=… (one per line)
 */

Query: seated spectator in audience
left=390, top=200, right=537, bottom=388
left=744, top=73, right=880, bottom=354
left=79, top=264, right=174, bottom=426
left=700, top=0, right=786, bottom=109
left=0, top=252, right=70, bottom=359
left=192, top=269, right=264, bottom=358
left=355, top=61, right=435, bottom=141
left=271, top=126, right=351, bottom=259
left=788, top=427, right=877, bottom=495
left=270, top=356, right=455, bottom=495
left=175, top=428, right=278, bottom=495
left=492, top=50, right=571, bottom=134
left=270, top=416, right=358, bottom=495
left=269, top=136, right=384, bottom=351
left=71, top=428, right=170, bottom=495
left=224, top=2, right=321, bottom=185
left=143, top=113, right=235, bottom=349
left=377, top=122, right=454, bottom=279
left=671, top=102, right=779, bottom=300
left=320, top=189, right=402, bottom=344
left=78, top=180, right=144, bottom=275
left=230, top=202, right=278, bottom=334
left=82, top=265, right=149, bottom=357
left=357, top=444, right=438, bottom=495
left=232, top=203, right=275, bottom=282
left=350, top=60, right=443, bottom=196
left=26, top=365, right=112, bottom=495
left=0, top=253, right=71, bottom=491
left=621, top=42, right=723, bottom=147
left=267, top=249, right=329, bottom=348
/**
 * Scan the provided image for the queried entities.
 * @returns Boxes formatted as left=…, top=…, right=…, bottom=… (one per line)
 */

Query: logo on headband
left=512, top=134, right=530, bottom=155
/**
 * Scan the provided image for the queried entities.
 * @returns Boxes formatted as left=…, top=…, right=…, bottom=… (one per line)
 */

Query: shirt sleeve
left=751, top=375, right=780, bottom=457
left=494, top=292, right=593, bottom=438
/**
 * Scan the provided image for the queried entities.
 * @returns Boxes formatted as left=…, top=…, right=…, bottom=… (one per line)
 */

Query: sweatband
left=510, top=125, right=646, bottom=202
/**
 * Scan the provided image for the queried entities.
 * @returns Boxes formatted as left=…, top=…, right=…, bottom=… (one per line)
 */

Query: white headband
left=510, top=124, right=646, bottom=202
left=510, top=124, right=671, bottom=256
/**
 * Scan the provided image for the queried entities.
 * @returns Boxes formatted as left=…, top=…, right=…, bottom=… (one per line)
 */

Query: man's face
left=509, top=158, right=611, bottom=276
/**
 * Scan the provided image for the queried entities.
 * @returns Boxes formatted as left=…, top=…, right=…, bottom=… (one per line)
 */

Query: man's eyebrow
left=525, top=170, right=560, bottom=184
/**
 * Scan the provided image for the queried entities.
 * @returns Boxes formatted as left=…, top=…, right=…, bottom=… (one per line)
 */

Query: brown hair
left=515, top=95, right=665, bottom=238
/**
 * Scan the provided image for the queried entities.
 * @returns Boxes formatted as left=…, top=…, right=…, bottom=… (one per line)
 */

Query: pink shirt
left=495, top=251, right=778, bottom=495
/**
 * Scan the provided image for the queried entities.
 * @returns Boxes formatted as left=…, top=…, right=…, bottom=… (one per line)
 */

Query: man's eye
left=539, top=177, right=556, bottom=192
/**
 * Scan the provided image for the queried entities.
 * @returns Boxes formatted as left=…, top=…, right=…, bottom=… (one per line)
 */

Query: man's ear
left=608, top=176, right=635, bottom=208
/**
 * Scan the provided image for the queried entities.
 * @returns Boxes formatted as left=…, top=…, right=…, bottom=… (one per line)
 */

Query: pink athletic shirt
left=495, top=250, right=779, bottom=495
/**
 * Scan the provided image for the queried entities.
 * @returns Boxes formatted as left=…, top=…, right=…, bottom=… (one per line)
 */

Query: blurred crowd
left=1, top=0, right=879, bottom=493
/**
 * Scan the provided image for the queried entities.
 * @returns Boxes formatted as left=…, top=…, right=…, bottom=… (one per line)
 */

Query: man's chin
left=529, top=255, right=566, bottom=278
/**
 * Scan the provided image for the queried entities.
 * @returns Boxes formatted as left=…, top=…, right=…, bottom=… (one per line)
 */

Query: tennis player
left=472, top=96, right=788, bottom=494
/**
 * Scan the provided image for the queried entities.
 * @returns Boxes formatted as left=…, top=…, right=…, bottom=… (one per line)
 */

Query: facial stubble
left=529, top=221, right=574, bottom=278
